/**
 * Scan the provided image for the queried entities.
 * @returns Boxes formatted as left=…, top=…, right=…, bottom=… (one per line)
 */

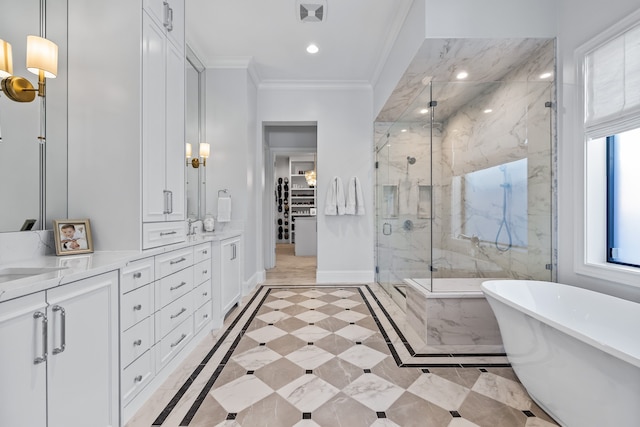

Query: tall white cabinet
left=0, top=272, right=119, bottom=427
left=68, top=0, right=186, bottom=250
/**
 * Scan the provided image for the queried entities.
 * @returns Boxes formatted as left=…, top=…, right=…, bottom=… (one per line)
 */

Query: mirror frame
left=185, top=45, right=206, bottom=221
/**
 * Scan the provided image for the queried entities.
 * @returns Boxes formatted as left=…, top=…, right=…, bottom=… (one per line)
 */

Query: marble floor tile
left=285, top=345, right=335, bottom=370
left=276, top=374, right=341, bottom=412
left=334, top=324, right=378, bottom=342
left=290, top=325, right=332, bottom=342
left=337, top=345, right=388, bottom=369
left=231, top=345, right=283, bottom=370
left=244, top=325, right=288, bottom=343
left=294, top=310, right=329, bottom=323
left=341, top=373, right=404, bottom=411
left=407, top=373, right=471, bottom=410
left=211, top=375, right=274, bottom=413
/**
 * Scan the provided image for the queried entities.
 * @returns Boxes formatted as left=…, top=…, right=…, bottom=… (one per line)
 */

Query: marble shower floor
left=126, top=283, right=559, bottom=427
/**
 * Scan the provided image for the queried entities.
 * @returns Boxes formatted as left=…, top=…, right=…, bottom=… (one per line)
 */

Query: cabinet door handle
left=133, top=272, right=142, bottom=279
left=170, top=333, right=187, bottom=348
left=170, top=281, right=187, bottom=291
left=168, top=190, right=173, bottom=213
left=167, top=7, right=174, bottom=32
left=134, top=375, right=143, bottom=383
left=160, top=231, right=177, bottom=237
left=203, top=314, right=209, bottom=319
left=163, top=190, right=171, bottom=214
left=170, top=307, right=187, bottom=319
left=52, top=305, right=66, bottom=355
left=202, top=250, right=208, bottom=255
left=202, top=269, right=208, bottom=274
left=33, top=311, right=48, bottom=365
left=170, top=257, right=186, bottom=265
left=202, top=291, right=208, bottom=297
left=163, top=1, right=171, bottom=29
left=133, top=304, right=142, bottom=311
left=133, top=339, right=142, bottom=346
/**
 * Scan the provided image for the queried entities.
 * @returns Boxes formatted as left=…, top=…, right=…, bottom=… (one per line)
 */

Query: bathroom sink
left=0, top=267, right=67, bottom=284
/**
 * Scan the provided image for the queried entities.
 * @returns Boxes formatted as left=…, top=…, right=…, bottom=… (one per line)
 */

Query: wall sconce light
left=0, top=35, right=58, bottom=103
left=186, top=142, right=210, bottom=168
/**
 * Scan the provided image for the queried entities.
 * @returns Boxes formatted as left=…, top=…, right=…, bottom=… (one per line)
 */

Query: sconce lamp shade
left=199, top=143, right=210, bottom=159
left=0, top=39, right=13, bottom=78
left=26, top=35, right=58, bottom=78
left=185, top=142, right=192, bottom=158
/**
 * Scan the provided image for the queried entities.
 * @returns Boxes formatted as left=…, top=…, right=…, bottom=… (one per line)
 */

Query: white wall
left=556, top=0, right=640, bottom=302
left=205, top=66, right=261, bottom=288
left=258, top=85, right=375, bottom=283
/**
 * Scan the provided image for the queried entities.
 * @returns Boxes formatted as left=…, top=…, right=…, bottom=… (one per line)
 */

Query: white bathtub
left=481, top=280, right=640, bottom=427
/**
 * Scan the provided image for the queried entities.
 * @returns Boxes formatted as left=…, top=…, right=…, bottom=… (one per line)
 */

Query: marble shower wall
left=375, top=39, right=555, bottom=286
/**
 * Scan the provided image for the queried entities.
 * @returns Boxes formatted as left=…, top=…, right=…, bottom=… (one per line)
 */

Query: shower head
left=407, top=156, right=416, bottom=165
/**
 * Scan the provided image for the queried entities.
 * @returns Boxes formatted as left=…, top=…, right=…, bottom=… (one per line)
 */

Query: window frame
left=576, top=8, right=640, bottom=287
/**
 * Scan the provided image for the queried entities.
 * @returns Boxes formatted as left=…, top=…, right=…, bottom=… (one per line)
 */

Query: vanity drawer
left=143, top=222, right=186, bottom=250
left=121, top=316, right=153, bottom=368
left=121, top=283, right=153, bottom=331
left=122, top=349, right=154, bottom=407
left=156, top=266, right=193, bottom=309
left=194, top=299, right=212, bottom=333
left=155, top=247, right=194, bottom=279
left=193, top=259, right=212, bottom=286
left=156, top=291, right=193, bottom=340
left=156, top=316, right=192, bottom=370
left=121, top=257, right=154, bottom=294
left=193, top=279, right=212, bottom=309
left=193, top=242, right=212, bottom=264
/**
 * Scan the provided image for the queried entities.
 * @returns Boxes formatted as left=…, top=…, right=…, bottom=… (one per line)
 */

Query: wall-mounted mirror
left=185, top=46, right=206, bottom=221
left=0, top=0, right=67, bottom=232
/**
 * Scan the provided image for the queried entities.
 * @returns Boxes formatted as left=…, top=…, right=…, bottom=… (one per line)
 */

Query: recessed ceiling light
left=483, top=109, right=493, bottom=114
left=401, top=129, right=407, bottom=133
left=539, top=72, right=553, bottom=79
left=306, top=44, right=319, bottom=54
left=420, top=108, right=429, bottom=114
left=456, top=71, right=468, bottom=80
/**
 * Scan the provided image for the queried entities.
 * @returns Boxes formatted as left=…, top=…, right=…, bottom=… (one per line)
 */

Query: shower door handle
left=383, top=223, right=392, bottom=235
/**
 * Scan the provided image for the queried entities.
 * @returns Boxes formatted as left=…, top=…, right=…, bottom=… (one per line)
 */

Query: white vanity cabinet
left=213, top=234, right=243, bottom=316
left=141, top=6, right=186, bottom=230
left=67, top=0, right=186, bottom=251
left=0, top=272, right=119, bottom=427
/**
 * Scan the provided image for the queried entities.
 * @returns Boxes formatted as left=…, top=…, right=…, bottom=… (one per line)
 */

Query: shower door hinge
left=375, top=266, right=379, bottom=274
left=375, top=161, right=379, bottom=169
left=428, top=100, right=437, bottom=107
left=545, top=264, right=553, bottom=270
left=545, top=101, right=553, bottom=108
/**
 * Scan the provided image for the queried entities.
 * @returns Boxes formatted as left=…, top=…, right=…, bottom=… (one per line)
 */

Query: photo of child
left=59, top=223, right=88, bottom=251
left=53, top=219, right=94, bottom=256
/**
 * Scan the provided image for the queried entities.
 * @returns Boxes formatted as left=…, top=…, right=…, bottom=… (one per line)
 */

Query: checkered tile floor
left=144, top=285, right=558, bottom=427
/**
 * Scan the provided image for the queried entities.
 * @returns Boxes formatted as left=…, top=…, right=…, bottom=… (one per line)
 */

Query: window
left=578, top=8, right=640, bottom=285
left=606, top=128, right=640, bottom=267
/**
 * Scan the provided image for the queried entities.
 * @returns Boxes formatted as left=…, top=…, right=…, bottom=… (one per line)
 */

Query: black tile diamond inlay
left=450, top=411, right=461, bottom=418
left=364, top=369, right=372, bottom=373
left=305, top=370, right=313, bottom=374
left=246, top=370, right=255, bottom=375
left=523, top=410, right=536, bottom=417
left=350, top=322, right=355, bottom=325
left=268, top=323, right=274, bottom=326
left=376, top=412, right=387, bottom=418
left=227, top=413, right=237, bottom=420
left=259, top=343, right=266, bottom=346
left=479, top=368, right=488, bottom=372
left=356, top=342, right=362, bottom=345
left=422, top=368, right=430, bottom=373
left=302, top=412, right=312, bottom=419
left=309, top=323, right=314, bottom=325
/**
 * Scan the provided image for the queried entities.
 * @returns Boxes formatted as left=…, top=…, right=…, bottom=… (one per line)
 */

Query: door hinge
left=375, top=161, right=379, bottom=169
left=545, top=264, right=553, bottom=270
left=429, top=100, right=437, bottom=107
left=375, top=266, right=379, bottom=274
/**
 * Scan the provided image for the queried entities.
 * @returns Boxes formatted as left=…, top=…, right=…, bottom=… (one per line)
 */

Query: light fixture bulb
left=199, top=142, right=210, bottom=159
left=185, top=143, right=192, bottom=158
left=306, top=44, right=319, bottom=54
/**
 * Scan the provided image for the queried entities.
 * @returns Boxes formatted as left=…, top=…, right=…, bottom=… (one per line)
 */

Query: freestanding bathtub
left=481, top=280, right=640, bottom=427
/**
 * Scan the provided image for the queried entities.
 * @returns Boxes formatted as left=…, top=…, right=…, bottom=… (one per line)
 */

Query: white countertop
left=0, top=230, right=242, bottom=304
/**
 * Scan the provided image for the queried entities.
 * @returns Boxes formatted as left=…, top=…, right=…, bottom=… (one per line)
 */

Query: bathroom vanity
left=0, top=230, right=243, bottom=427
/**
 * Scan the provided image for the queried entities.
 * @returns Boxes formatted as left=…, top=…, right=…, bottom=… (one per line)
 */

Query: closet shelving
left=289, top=156, right=316, bottom=243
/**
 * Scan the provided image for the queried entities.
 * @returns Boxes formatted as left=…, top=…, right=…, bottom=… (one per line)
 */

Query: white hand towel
left=325, top=176, right=346, bottom=216
left=346, top=176, right=365, bottom=215
left=217, top=197, right=231, bottom=222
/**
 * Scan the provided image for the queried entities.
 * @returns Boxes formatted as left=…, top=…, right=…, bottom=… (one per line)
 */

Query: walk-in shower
left=374, top=38, right=555, bottom=352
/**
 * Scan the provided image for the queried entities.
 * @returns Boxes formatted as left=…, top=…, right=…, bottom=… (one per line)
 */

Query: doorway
left=263, top=123, right=318, bottom=282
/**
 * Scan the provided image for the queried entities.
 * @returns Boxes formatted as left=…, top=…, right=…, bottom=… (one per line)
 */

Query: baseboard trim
left=315, top=270, right=374, bottom=284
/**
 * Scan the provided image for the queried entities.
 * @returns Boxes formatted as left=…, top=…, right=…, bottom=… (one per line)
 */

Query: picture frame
left=53, top=219, right=94, bottom=256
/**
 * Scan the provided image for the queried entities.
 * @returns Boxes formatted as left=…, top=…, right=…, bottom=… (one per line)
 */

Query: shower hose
left=495, top=181, right=513, bottom=252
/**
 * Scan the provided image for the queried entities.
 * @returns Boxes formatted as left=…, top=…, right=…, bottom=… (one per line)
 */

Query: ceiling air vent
left=297, top=0, right=327, bottom=23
